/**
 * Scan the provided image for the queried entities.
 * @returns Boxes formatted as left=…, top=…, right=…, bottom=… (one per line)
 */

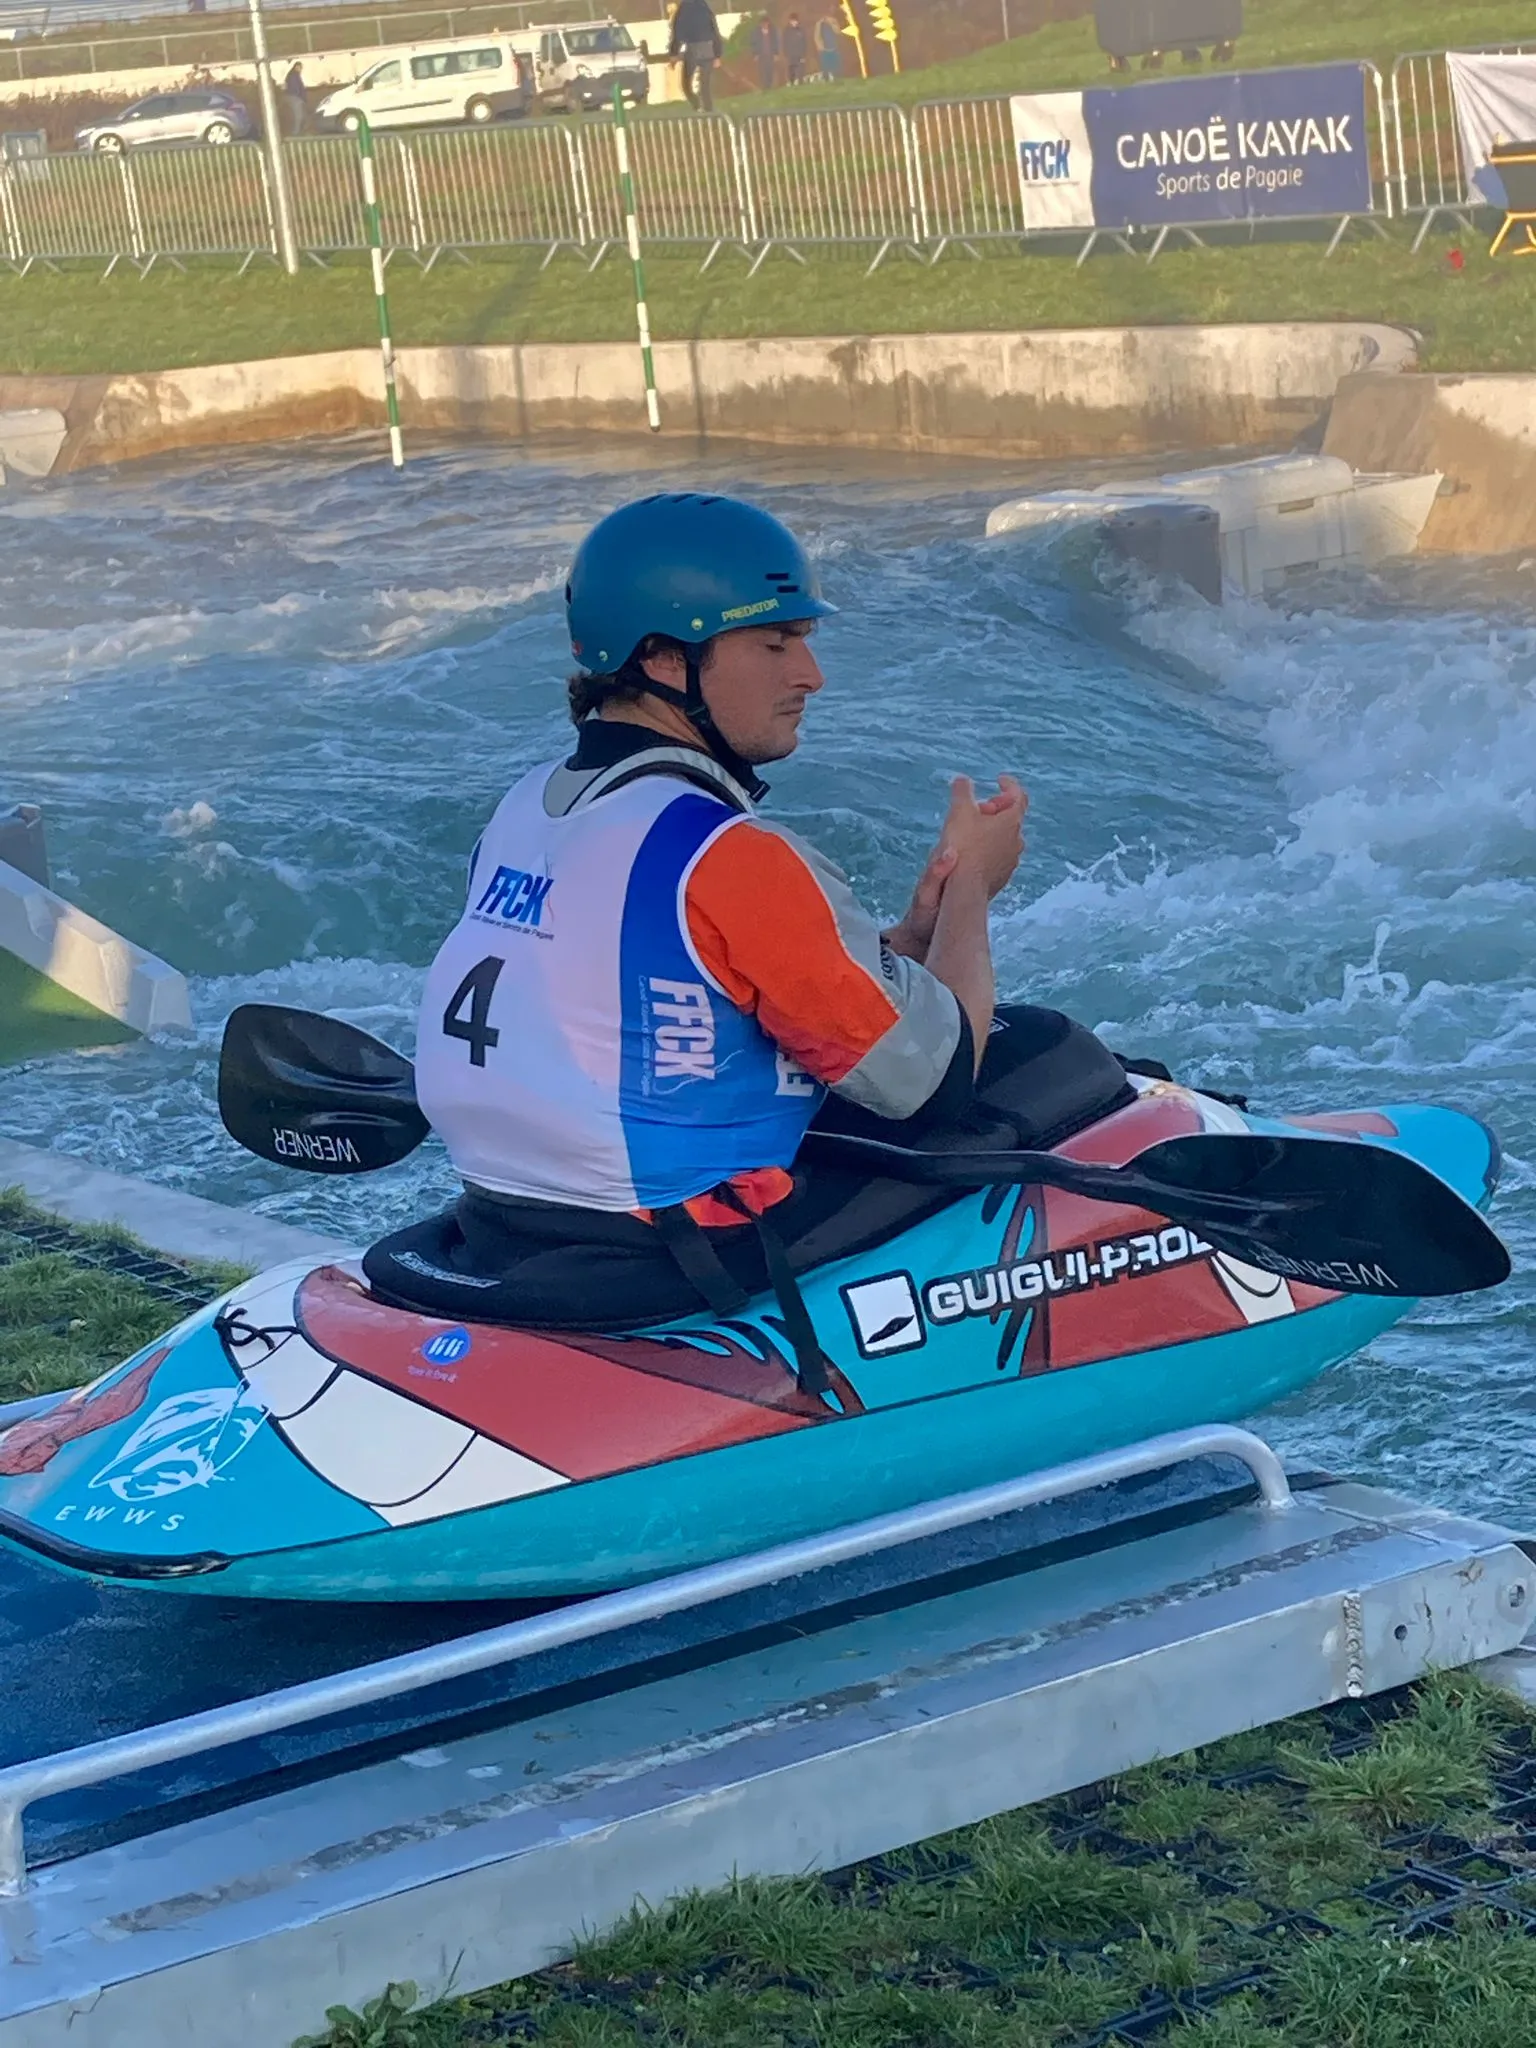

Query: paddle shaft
left=217, top=1004, right=1510, bottom=1299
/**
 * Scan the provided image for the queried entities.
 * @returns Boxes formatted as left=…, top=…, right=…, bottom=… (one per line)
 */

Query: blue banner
left=1077, top=64, right=1371, bottom=228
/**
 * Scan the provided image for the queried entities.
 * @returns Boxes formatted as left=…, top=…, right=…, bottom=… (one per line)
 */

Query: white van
left=316, top=38, right=536, bottom=132
left=517, top=20, right=651, bottom=113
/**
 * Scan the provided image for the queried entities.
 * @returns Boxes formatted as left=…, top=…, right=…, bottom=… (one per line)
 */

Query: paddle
left=797, top=1129, right=1509, bottom=1299
left=218, top=1004, right=1510, bottom=1299
left=218, top=1003, right=429, bottom=1175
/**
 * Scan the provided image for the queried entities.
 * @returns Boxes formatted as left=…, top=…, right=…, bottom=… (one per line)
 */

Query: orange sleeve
left=683, top=821, right=900, bottom=1086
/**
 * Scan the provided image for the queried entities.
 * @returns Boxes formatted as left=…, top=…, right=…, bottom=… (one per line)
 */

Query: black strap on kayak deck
left=654, top=1188, right=834, bottom=1400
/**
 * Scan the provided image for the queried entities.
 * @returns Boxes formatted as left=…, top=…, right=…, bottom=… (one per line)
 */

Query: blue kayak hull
left=0, top=1093, right=1499, bottom=1600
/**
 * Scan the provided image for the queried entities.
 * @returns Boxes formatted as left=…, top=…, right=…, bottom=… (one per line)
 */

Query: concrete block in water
left=987, top=453, right=1443, bottom=601
left=1100, top=502, right=1223, bottom=605
left=0, top=855, right=191, bottom=1036
left=0, top=405, right=66, bottom=480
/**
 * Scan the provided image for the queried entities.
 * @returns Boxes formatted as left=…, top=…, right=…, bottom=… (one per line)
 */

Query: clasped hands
left=885, top=773, right=1027, bottom=964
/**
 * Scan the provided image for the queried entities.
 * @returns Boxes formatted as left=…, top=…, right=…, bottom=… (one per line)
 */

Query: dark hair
left=566, top=633, right=715, bottom=727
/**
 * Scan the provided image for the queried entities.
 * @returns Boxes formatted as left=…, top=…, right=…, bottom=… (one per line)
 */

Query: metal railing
left=0, top=1423, right=1293, bottom=1893
left=1, top=145, right=138, bottom=268
left=577, top=110, right=754, bottom=266
left=0, top=57, right=1511, bottom=276
left=739, top=102, right=926, bottom=272
left=124, top=133, right=274, bottom=262
left=397, top=121, right=585, bottom=264
left=284, top=130, right=364, bottom=254
left=1389, top=45, right=1536, bottom=247
left=914, top=93, right=1023, bottom=254
left=0, top=0, right=585, bottom=84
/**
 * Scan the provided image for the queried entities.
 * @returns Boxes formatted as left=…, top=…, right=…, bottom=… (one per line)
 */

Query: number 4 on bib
left=442, top=955, right=504, bottom=1067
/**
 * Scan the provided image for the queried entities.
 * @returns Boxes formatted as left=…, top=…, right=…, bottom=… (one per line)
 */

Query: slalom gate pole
left=612, top=84, right=661, bottom=432
left=353, top=113, right=405, bottom=471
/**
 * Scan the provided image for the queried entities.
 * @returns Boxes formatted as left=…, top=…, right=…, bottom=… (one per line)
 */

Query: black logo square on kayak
left=841, top=1272, right=925, bottom=1359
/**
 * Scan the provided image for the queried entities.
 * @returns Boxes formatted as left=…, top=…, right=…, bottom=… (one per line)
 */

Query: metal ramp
left=0, top=1425, right=1530, bottom=2048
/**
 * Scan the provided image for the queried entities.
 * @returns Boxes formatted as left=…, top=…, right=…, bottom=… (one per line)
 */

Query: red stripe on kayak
left=1015, top=1093, right=1331, bottom=1370
left=295, top=1268, right=812, bottom=1482
left=0, top=1349, right=167, bottom=1477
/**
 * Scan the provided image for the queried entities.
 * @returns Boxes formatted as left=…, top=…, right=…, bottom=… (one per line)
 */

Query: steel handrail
left=1387, top=43, right=1536, bottom=216
left=0, top=1421, right=1291, bottom=1894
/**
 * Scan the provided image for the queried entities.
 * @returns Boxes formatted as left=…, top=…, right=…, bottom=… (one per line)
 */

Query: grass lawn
left=0, top=950, right=134, bottom=1067
left=0, top=1189, right=242, bottom=1403
left=733, top=0, right=1536, bottom=111
left=306, top=1670, right=1536, bottom=2047
left=1, top=225, right=1530, bottom=379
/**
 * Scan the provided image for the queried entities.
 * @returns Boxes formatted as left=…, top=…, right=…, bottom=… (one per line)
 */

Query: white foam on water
left=0, top=579, right=558, bottom=703
left=1071, top=572, right=1536, bottom=1515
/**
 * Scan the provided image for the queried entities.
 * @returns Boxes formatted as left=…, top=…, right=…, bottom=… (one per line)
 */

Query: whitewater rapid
left=2, top=439, right=1532, bottom=1518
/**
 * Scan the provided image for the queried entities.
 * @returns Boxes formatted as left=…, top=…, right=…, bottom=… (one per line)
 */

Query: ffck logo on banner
left=1010, top=94, right=1095, bottom=231
left=1011, top=64, right=1371, bottom=233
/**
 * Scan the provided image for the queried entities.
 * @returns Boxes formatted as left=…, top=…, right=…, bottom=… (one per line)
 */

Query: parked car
left=520, top=20, right=650, bottom=113
left=315, top=40, right=535, bottom=133
left=75, top=91, right=253, bottom=154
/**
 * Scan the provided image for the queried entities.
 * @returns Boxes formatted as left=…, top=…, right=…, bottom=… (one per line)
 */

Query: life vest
left=416, top=745, right=824, bottom=1213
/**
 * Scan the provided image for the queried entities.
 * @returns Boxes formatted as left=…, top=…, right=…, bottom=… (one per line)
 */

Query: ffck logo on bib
left=647, top=978, right=716, bottom=1084
left=471, top=864, right=554, bottom=937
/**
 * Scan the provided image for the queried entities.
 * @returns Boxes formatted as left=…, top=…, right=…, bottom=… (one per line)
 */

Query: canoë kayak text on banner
left=1010, top=63, right=1372, bottom=233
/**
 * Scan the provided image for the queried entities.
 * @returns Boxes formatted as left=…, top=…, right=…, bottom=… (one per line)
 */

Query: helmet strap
left=626, top=655, right=768, bottom=804
left=682, top=652, right=769, bottom=804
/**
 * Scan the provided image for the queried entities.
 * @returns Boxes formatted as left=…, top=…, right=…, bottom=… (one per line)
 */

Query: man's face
left=701, top=621, right=824, bottom=763
left=643, top=621, right=824, bottom=764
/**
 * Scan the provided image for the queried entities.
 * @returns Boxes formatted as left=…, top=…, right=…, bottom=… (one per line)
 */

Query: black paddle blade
left=218, top=1004, right=428, bottom=1175
left=802, top=1126, right=1509, bottom=1300
left=1123, top=1133, right=1510, bottom=1299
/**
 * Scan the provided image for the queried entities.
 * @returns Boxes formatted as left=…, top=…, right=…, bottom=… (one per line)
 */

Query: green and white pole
left=354, top=112, right=405, bottom=471
left=612, top=84, right=661, bottom=432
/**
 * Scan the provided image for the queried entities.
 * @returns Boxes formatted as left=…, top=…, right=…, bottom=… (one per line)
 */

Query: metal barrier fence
left=389, top=123, right=586, bottom=262
left=914, top=95, right=1023, bottom=253
left=575, top=113, right=753, bottom=264
left=1, top=147, right=139, bottom=268
left=738, top=104, right=926, bottom=271
left=0, top=62, right=1513, bottom=277
left=1389, top=45, right=1536, bottom=247
left=284, top=133, right=364, bottom=256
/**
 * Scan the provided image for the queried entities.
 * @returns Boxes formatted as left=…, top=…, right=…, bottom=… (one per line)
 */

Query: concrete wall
left=0, top=322, right=1418, bottom=473
left=1323, top=372, right=1536, bottom=556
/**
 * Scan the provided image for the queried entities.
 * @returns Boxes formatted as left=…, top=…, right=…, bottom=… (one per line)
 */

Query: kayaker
left=377, top=493, right=1134, bottom=1357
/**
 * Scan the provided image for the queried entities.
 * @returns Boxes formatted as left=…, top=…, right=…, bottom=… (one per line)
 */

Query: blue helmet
left=566, top=492, right=836, bottom=675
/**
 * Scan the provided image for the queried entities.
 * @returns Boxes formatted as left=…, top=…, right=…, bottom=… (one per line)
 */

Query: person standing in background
left=749, top=11, right=779, bottom=91
left=783, top=11, right=808, bottom=84
left=815, top=13, right=840, bottom=80
left=669, top=0, right=723, bottom=111
left=282, top=61, right=307, bottom=134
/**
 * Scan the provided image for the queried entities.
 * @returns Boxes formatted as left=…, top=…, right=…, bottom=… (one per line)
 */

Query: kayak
left=0, top=1082, right=1500, bottom=1601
